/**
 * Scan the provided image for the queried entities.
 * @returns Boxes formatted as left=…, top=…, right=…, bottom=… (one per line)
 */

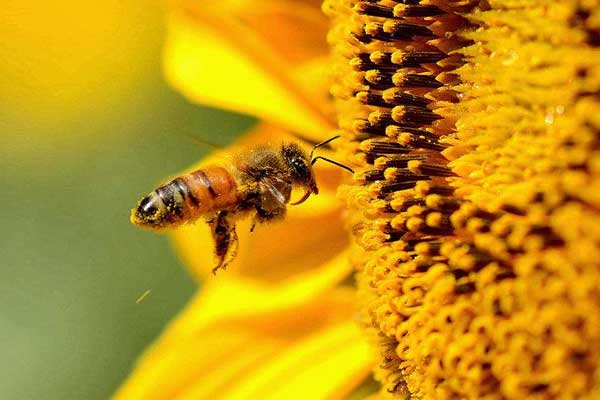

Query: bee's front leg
left=207, top=211, right=238, bottom=274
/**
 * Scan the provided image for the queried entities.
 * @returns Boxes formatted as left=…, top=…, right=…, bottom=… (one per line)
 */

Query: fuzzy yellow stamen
left=326, top=0, right=600, bottom=398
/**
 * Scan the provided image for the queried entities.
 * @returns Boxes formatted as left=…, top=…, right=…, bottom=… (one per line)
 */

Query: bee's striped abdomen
left=131, top=166, right=239, bottom=229
left=181, top=167, right=238, bottom=213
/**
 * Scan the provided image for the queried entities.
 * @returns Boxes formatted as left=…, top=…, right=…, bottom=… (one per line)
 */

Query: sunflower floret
left=326, top=0, right=600, bottom=398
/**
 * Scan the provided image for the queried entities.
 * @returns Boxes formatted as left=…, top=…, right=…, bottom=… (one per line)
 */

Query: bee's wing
left=260, top=176, right=287, bottom=205
left=257, top=176, right=293, bottom=218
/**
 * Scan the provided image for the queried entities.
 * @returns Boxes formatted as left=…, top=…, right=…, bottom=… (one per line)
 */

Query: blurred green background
left=1, top=2, right=254, bottom=399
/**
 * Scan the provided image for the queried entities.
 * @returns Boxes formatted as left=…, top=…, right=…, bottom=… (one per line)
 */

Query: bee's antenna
left=310, top=135, right=354, bottom=173
left=311, top=156, right=354, bottom=173
left=309, top=135, right=341, bottom=160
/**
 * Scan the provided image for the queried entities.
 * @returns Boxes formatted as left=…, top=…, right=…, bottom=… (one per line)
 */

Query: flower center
left=325, top=0, right=600, bottom=398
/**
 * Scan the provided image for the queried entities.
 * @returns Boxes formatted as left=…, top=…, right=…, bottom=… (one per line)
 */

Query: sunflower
left=117, top=0, right=600, bottom=399
left=326, top=0, right=600, bottom=399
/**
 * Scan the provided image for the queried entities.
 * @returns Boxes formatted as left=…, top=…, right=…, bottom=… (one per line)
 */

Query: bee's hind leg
left=207, top=211, right=238, bottom=274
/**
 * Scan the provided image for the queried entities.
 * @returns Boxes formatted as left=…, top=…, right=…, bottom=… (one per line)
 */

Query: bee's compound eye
left=294, top=159, right=304, bottom=169
left=281, top=143, right=312, bottom=182
left=292, top=159, right=310, bottom=178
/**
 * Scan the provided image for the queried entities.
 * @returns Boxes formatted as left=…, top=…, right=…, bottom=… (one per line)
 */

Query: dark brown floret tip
left=356, top=2, right=445, bottom=18
left=337, top=0, right=482, bottom=272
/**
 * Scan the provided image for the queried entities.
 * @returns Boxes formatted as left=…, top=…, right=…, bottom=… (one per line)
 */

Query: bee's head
left=281, top=137, right=353, bottom=205
left=281, top=143, right=318, bottom=204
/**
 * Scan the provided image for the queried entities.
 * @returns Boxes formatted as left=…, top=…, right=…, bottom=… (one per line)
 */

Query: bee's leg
left=208, top=211, right=238, bottom=274
left=247, top=203, right=286, bottom=234
left=255, top=204, right=286, bottom=223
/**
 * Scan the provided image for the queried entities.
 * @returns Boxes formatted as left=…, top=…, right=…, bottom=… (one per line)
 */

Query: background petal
left=164, top=1, right=335, bottom=140
left=114, top=285, right=373, bottom=400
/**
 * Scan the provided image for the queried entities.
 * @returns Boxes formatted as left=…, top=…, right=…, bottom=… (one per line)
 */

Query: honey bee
left=131, top=136, right=352, bottom=273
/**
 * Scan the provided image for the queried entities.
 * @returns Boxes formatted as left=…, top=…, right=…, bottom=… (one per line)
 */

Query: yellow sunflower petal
left=171, top=123, right=351, bottom=283
left=114, top=285, right=373, bottom=400
left=164, top=1, right=335, bottom=140
left=212, top=320, right=372, bottom=400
